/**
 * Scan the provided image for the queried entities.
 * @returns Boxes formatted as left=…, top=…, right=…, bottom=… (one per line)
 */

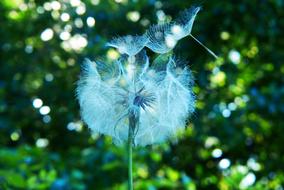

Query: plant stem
left=128, top=112, right=135, bottom=190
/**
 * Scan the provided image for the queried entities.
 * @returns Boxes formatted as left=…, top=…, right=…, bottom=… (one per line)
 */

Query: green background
left=1, top=0, right=284, bottom=189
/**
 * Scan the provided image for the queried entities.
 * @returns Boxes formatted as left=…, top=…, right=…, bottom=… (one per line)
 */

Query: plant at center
left=76, top=6, right=215, bottom=189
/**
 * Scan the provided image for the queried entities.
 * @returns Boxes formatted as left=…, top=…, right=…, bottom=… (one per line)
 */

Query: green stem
left=128, top=112, right=135, bottom=190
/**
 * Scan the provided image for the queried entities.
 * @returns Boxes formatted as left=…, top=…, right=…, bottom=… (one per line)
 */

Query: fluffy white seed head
left=77, top=53, right=195, bottom=146
left=77, top=6, right=200, bottom=146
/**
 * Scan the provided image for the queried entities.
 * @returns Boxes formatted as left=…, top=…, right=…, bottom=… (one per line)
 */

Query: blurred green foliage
left=1, top=0, right=284, bottom=189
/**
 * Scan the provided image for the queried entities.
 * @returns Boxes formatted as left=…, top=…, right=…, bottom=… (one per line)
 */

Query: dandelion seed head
left=76, top=6, right=200, bottom=146
left=77, top=54, right=195, bottom=146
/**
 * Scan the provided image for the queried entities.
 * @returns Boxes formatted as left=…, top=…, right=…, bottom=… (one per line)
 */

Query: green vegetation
left=0, top=0, right=283, bottom=189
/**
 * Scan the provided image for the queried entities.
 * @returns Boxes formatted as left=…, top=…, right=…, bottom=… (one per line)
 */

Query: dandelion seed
left=107, top=35, right=149, bottom=56
left=175, top=6, right=201, bottom=36
left=146, top=23, right=173, bottom=53
left=146, top=6, right=201, bottom=54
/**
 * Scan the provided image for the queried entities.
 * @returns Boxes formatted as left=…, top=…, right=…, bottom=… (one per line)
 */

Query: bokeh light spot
left=10, top=132, right=20, bottom=141
left=229, top=50, right=241, bottom=64
left=67, top=121, right=83, bottom=132
left=39, top=106, right=50, bottom=115
left=40, top=28, right=54, bottom=41
left=239, top=172, right=256, bottom=189
left=220, top=31, right=230, bottom=40
left=107, top=49, right=119, bottom=60
left=127, top=11, right=140, bottom=22
left=70, top=0, right=81, bottom=7
left=115, top=0, right=125, bottom=3
left=205, top=137, right=219, bottom=148
left=36, top=138, right=49, bottom=148
left=86, top=17, right=96, bottom=27
left=222, top=109, right=231, bottom=118
left=228, top=102, right=237, bottom=111
left=210, top=71, right=226, bottom=87
left=219, top=158, right=231, bottom=169
left=70, top=34, right=87, bottom=50
left=60, top=31, right=71, bottom=41
left=212, top=148, right=222, bottom=158
left=91, top=0, right=100, bottom=5
left=137, top=167, right=149, bottom=178
left=74, top=18, right=84, bottom=28
left=25, top=45, right=33, bottom=54
left=76, top=5, right=86, bottom=15
left=43, top=2, right=52, bottom=11
left=33, top=98, right=43, bottom=108
left=51, top=1, right=61, bottom=11
left=247, top=158, right=261, bottom=171
left=43, top=115, right=51, bottom=123
left=45, top=73, right=54, bottom=82
left=60, top=13, right=70, bottom=22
